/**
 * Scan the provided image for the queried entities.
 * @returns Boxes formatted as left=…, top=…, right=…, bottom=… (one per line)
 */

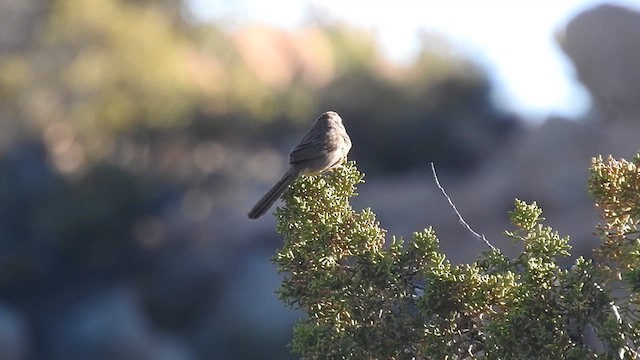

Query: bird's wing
left=288, top=118, right=342, bottom=164
left=289, top=140, right=326, bottom=163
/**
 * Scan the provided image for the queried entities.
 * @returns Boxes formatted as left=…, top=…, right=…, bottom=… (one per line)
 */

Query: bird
left=248, top=111, right=352, bottom=219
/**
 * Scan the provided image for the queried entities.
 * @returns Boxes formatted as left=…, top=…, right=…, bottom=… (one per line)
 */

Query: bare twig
left=430, top=163, right=496, bottom=250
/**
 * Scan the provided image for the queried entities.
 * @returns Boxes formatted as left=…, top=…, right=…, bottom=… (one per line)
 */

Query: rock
left=0, top=304, right=30, bottom=360
left=559, top=4, right=640, bottom=123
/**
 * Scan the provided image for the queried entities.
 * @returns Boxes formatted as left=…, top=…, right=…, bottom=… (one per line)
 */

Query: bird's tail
left=248, top=168, right=300, bottom=219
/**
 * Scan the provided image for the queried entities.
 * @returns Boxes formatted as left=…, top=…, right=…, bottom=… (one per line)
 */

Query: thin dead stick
left=430, top=163, right=496, bottom=250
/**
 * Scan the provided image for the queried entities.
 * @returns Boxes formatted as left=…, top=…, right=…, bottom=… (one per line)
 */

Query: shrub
left=272, top=156, right=640, bottom=359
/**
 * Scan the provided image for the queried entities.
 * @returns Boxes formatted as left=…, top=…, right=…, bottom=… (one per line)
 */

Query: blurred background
left=1, top=0, right=640, bottom=359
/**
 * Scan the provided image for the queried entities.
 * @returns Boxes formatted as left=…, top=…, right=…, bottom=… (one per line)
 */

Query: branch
left=430, top=163, right=496, bottom=251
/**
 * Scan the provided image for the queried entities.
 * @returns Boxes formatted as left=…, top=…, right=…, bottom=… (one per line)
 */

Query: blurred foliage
left=0, top=0, right=201, bottom=160
left=0, top=0, right=518, bottom=176
left=274, top=160, right=640, bottom=359
left=317, top=32, right=517, bottom=173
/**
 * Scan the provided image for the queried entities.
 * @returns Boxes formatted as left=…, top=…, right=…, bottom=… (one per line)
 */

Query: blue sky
left=188, top=0, right=640, bottom=122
